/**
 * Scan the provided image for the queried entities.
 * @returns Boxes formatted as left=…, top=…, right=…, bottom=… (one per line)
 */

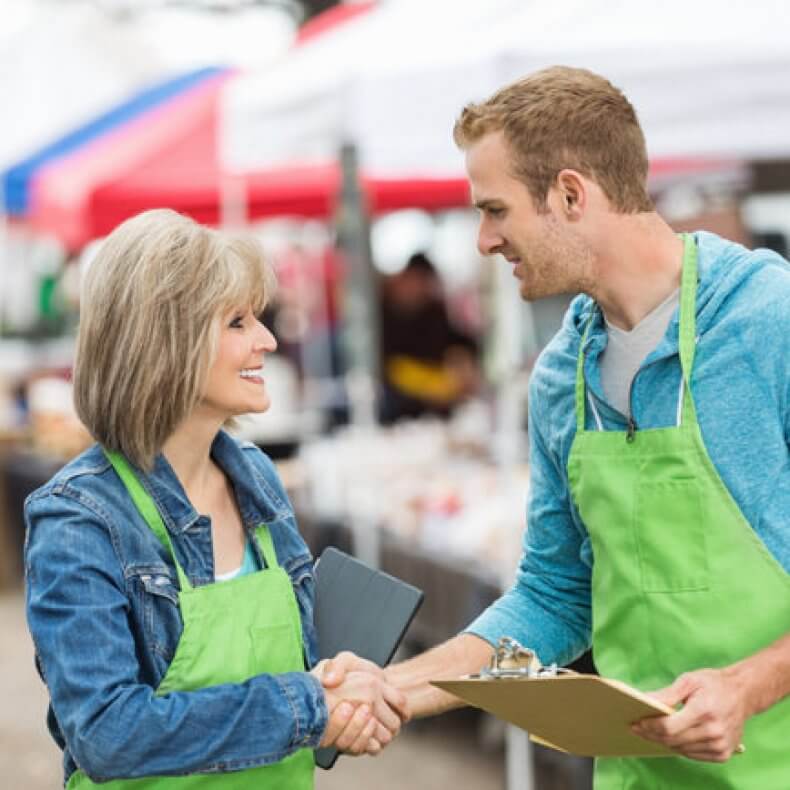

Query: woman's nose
left=255, top=320, right=278, bottom=352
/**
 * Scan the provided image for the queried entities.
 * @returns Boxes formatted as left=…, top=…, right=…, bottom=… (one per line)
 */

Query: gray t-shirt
left=599, top=288, right=680, bottom=416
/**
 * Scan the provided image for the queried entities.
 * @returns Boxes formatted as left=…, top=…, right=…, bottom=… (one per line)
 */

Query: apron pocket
left=635, top=481, right=709, bottom=593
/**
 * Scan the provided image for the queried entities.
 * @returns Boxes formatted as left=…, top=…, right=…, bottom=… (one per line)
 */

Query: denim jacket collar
left=138, top=430, right=289, bottom=536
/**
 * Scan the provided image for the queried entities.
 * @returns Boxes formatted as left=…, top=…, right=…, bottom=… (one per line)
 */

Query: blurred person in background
left=378, top=252, right=480, bottom=424
left=24, top=209, right=407, bottom=789
left=328, top=66, right=790, bottom=787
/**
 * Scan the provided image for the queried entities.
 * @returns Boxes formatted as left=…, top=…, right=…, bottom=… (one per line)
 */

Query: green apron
left=567, top=234, right=790, bottom=788
left=67, top=451, right=314, bottom=789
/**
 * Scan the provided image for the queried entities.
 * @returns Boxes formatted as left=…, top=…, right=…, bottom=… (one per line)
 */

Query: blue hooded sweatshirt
left=467, top=231, right=790, bottom=666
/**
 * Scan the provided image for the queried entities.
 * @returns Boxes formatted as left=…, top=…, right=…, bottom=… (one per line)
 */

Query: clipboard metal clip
left=477, top=636, right=572, bottom=680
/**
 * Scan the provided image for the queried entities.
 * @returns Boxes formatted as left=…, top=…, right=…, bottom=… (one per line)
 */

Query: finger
left=374, top=721, right=392, bottom=746
left=365, top=737, right=382, bottom=757
left=348, top=714, right=378, bottom=756
left=323, top=652, right=380, bottom=687
left=381, top=683, right=411, bottom=723
left=636, top=698, right=707, bottom=740
left=320, top=703, right=354, bottom=748
left=335, top=705, right=372, bottom=752
left=635, top=712, right=741, bottom=763
left=674, top=745, right=734, bottom=763
left=647, top=674, right=697, bottom=710
left=320, top=657, right=343, bottom=688
left=371, top=697, right=403, bottom=734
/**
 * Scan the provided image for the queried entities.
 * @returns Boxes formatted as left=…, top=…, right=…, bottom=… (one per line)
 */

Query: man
left=326, top=66, right=790, bottom=786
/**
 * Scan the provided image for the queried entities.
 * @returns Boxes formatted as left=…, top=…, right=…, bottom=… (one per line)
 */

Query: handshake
left=310, top=652, right=409, bottom=757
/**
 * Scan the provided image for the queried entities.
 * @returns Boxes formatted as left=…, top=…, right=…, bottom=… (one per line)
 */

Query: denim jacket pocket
left=129, top=568, right=183, bottom=663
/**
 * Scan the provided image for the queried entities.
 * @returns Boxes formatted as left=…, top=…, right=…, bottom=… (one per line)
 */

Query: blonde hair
left=454, top=66, right=653, bottom=214
left=74, top=209, right=276, bottom=470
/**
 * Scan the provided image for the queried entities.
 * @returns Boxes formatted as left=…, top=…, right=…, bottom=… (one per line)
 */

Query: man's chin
left=519, top=281, right=569, bottom=302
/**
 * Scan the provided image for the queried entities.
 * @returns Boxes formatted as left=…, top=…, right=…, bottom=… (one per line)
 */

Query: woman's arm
left=26, top=490, right=331, bottom=781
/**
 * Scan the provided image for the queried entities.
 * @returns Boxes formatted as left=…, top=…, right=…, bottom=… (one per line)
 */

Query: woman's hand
left=311, top=652, right=410, bottom=756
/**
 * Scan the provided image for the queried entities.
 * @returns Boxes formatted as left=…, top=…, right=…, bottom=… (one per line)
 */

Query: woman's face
left=200, top=306, right=278, bottom=421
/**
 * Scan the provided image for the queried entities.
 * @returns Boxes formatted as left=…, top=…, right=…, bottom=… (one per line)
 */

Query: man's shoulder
left=695, top=231, right=790, bottom=336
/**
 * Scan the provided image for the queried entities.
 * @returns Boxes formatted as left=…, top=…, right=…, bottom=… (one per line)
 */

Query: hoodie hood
left=563, top=231, right=789, bottom=349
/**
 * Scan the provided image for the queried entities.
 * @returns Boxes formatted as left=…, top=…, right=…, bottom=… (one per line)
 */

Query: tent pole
left=335, top=142, right=379, bottom=428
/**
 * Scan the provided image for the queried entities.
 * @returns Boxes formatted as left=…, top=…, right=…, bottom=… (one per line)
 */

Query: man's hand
left=632, top=667, right=749, bottom=762
left=317, top=651, right=386, bottom=689
left=311, top=653, right=409, bottom=756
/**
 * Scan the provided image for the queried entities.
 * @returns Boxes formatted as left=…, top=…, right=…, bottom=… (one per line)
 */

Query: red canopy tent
left=28, top=0, right=743, bottom=252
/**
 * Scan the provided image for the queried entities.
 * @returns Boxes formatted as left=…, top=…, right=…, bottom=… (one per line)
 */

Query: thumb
left=647, top=673, right=695, bottom=711
left=321, top=657, right=346, bottom=688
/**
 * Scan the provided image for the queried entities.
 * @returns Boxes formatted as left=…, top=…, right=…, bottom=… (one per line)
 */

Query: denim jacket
left=25, top=430, right=327, bottom=785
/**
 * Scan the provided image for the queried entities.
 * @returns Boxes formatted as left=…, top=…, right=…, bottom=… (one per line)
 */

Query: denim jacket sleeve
left=465, top=370, right=593, bottom=667
left=25, top=488, right=327, bottom=783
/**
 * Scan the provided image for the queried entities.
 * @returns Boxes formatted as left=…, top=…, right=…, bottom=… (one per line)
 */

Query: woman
left=25, top=209, right=407, bottom=788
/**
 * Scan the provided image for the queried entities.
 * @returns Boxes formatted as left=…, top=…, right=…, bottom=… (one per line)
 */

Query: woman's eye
left=229, top=315, right=245, bottom=329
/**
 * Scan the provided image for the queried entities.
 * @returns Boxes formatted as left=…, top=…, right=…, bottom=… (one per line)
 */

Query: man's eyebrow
left=473, top=198, right=500, bottom=211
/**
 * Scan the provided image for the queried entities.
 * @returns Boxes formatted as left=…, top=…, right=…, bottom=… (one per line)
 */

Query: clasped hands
left=310, top=652, right=409, bottom=757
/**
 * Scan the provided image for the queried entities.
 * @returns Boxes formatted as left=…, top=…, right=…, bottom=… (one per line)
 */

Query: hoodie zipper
left=626, top=374, right=638, bottom=442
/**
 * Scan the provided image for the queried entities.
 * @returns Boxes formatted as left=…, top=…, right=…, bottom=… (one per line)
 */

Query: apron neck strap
left=253, top=523, right=279, bottom=569
left=104, top=449, right=192, bottom=591
left=574, top=233, right=699, bottom=432
left=677, top=233, right=699, bottom=410
left=574, top=310, right=596, bottom=430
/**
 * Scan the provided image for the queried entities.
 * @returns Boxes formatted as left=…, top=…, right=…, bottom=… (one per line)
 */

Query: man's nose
left=477, top=220, right=502, bottom=257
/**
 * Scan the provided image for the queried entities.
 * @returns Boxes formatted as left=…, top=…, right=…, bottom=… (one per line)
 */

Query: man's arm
left=635, top=631, right=790, bottom=762
left=384, top=633, right=495, bottom=718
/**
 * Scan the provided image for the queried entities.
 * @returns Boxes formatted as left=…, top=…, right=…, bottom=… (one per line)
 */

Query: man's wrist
left=727, top=634, right=790, bottom=718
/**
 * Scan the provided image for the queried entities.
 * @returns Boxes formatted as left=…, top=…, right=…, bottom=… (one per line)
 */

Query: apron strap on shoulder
left=253, top=524, right=279, bottom=569
left=104, top=449, right=192, bottom=591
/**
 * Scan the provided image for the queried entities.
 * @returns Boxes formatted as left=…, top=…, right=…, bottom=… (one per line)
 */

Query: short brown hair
left=454, top=66, right=653, bottom=213
left=74, top=209, right=276, bottom=470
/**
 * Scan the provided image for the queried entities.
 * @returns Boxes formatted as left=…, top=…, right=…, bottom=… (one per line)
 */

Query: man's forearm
left=384, top=633, right=494, bottom=718
left=732, top=630, right=790, bottom=718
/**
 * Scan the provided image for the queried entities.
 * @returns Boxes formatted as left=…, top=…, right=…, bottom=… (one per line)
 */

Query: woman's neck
left=162, top=413, right=224, bottom=495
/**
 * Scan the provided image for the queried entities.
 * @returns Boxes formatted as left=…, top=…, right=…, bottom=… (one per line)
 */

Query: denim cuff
left=274, top=671, right=328, bottom=749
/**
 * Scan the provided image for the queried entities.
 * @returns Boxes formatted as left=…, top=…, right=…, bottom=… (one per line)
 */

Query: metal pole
left=334, top=142, right=379, bottom=428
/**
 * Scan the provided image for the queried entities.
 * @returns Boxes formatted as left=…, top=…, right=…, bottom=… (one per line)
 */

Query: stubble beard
left=517, top=222, right=595, bottom=302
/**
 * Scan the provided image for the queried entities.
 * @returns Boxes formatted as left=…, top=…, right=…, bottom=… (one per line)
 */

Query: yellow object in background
left=386, top=355, right=460, bottom=403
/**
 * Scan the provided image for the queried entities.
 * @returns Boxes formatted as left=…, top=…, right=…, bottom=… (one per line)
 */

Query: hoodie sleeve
left=465, top=367, right=592, bottom=667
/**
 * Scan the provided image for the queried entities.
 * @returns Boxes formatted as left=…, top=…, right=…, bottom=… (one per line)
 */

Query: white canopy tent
left=222, top=0, right=790, bottom=175
left=0, top=0, right=295, bottom=172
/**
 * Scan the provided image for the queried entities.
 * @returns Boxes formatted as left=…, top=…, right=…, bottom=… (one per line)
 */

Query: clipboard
left=313, top=547, right=424, bottom=769
left=432, top=637, right=675, bottom=758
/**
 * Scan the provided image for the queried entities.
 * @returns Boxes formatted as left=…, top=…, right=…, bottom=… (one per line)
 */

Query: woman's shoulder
left=26, top=444, right=114, bottom=507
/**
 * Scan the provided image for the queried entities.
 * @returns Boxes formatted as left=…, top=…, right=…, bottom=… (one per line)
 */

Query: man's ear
left=555, top=169, right=586, bottom=220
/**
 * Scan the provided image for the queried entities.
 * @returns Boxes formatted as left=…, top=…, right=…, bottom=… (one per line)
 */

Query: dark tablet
left=313, top=546, right=424, bottom=769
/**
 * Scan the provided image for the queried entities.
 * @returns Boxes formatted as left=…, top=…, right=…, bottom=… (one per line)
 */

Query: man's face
left=465, top=131, right=592, bottom=301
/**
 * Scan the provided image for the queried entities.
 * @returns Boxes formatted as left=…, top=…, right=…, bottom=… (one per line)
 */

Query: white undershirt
left=598, top=288, right=680, bottom=417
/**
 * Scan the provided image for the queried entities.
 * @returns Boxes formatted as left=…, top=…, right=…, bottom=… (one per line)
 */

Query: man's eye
left=488, top=207, right=504, bottom=218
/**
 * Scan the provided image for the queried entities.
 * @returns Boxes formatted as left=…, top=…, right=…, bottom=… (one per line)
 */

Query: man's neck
left=590, top=214, right=684, bottom=331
